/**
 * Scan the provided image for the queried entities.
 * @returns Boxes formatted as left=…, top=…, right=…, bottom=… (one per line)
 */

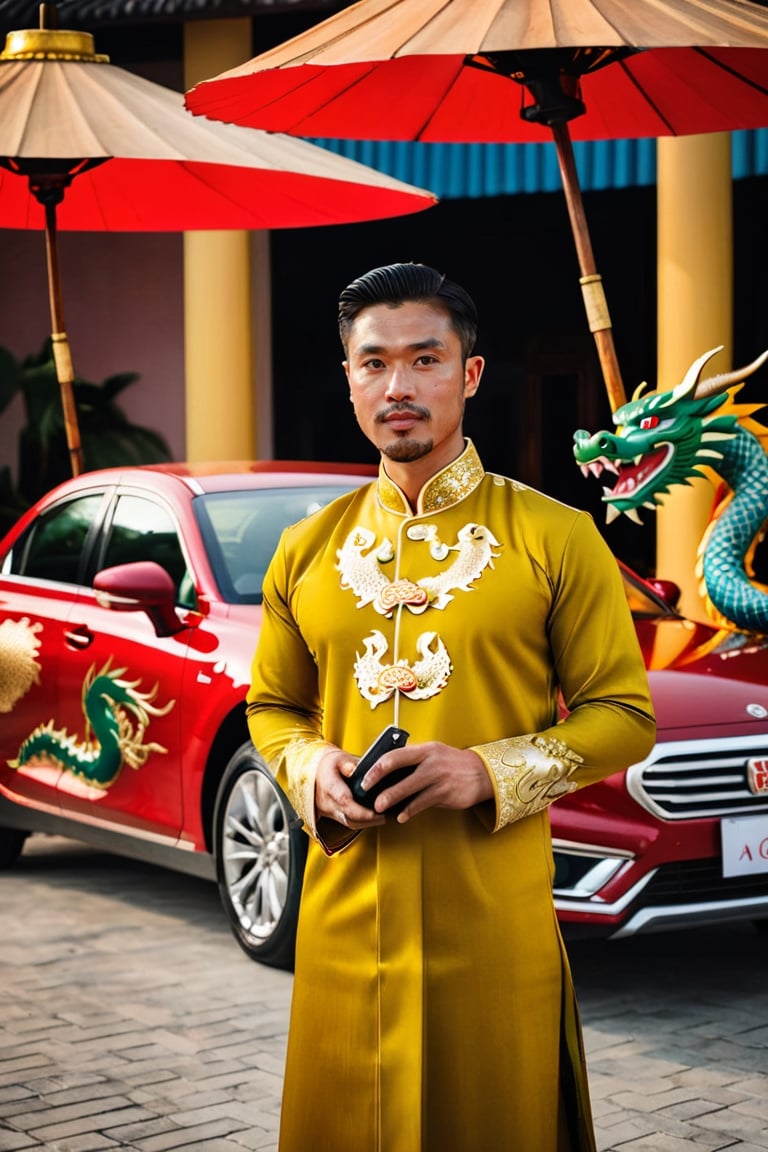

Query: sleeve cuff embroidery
left=282, top=737, right=359, bottom=855
left=471, top=734, right=582, bottom=832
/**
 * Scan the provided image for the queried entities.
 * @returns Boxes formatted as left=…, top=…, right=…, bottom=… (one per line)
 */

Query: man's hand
left=315, top=748, right=388, bottom=831
left=355, top=741, right=494, bottom=824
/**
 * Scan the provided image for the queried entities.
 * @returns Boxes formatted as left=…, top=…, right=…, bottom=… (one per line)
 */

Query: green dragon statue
left=573, top=347, right=768, bottom=635
left=10, top=659, right=174, bottom=788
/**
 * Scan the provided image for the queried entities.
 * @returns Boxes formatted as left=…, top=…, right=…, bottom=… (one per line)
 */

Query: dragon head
left=573, top=347, right=768, bottom=523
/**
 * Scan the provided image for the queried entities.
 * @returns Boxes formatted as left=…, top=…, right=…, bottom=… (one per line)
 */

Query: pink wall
left=0, top=228, right=186, bottom=479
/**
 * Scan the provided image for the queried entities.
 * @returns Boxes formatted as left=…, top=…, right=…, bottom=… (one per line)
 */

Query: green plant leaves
left=1, top=339, right=173, bottom=527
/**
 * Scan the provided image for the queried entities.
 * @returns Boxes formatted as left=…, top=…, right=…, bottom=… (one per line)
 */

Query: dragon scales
left=572, top=347, right=768, bottom=635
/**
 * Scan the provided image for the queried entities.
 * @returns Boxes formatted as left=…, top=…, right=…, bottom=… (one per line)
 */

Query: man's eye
left=416, top=355, right=437, bottom=365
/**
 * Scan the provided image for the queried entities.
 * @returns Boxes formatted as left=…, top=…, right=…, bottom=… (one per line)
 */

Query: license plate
left=721, top=814, right=768, bottom=878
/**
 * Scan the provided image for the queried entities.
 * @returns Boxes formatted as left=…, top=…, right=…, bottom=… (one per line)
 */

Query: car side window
left=100, top=494, right=195, bottom=609
left=10, top=495, right=104, bottom=584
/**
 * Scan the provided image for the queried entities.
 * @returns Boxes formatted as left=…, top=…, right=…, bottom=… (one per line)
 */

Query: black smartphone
left=348, top=725, right=414, bottom=808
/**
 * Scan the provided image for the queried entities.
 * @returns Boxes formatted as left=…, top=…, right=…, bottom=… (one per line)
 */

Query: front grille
left=627, top=733, right=768, bottom=820
left=640, top=858, right=768, bottom=904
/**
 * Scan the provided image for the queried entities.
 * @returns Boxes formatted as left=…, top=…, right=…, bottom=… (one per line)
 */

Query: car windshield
left=195, top=484, right=358, bottom=604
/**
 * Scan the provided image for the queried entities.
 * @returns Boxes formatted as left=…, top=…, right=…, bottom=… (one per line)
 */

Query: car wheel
left=214, top=743, right=306, bottom=970
left=0, top=827, right=28, bottom=869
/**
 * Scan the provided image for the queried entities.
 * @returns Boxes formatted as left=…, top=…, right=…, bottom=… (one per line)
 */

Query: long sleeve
left=246, top=535, right=336, bottom=838
left=471, top=512, right=656, bottom=831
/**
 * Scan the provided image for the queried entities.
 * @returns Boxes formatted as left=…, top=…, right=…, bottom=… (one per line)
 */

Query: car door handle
left=64, top=625, right=94, bottom=649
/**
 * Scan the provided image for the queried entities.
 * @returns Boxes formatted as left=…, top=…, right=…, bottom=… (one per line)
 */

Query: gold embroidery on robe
left=281, top=737, right=336, bottom=836
left=281, top=738, right=361, bottom=854
left=337, top=521, right=500, bottom=616
left=354, top=630, right=452, bottom=707
left=473, top=733, right=582, bottom=831
left=377, top=446, right=485, bottom=513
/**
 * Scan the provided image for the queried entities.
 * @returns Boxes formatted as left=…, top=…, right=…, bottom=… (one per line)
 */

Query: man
left=247, top=263, right=656, bottom=1151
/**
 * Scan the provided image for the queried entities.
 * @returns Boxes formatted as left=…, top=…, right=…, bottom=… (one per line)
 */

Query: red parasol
left=0, top=5, right=436, bottom=476
left=186, top=0, right=768, bottom=411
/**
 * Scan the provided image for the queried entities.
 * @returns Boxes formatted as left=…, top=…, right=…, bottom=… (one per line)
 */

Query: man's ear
left=464, top=355, right=484, bottom=398
left=342, top=360, right=353, bottom=399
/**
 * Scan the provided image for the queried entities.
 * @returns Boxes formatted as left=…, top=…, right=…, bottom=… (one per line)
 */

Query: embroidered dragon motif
left=354, top=629, right=453, bottom=708
left=572, top=347, right=768, bottom=634
left=11, top=660, right=175, bottom=788
left=337, top=522, right=500, bottom=615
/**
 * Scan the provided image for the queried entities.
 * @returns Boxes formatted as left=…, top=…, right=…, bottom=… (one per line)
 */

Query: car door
left=54, top=489, right=190, bottom=841
left=0, top=491, right=108, bottom=812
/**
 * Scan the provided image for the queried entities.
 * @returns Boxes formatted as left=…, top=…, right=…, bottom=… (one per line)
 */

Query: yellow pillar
left=656, top=132, right=733, bottom=623
left=183, top=20, right=255, bottom=460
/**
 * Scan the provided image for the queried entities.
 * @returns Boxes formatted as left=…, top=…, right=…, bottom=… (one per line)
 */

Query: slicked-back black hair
left=338, top=263, right=478, bottom=361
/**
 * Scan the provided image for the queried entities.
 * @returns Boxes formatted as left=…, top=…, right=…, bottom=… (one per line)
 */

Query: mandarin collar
left=376, top=440, right=485, bottom=516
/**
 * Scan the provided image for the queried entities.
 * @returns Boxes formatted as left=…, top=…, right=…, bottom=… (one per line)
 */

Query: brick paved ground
left=570, top=924, right=768, bottom=1151
left=1, top=835, right=767, bottom=1151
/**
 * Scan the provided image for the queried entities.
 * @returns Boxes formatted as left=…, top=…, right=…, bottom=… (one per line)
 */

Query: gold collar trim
left=377, top=440, right=485, bottom=515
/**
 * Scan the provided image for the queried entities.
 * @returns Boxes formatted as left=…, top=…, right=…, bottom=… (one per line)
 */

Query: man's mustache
left=375, top=403, right=431, bottom=424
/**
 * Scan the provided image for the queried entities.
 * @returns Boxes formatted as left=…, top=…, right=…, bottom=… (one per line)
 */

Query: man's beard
left=376, top=404, right=433, bottom=463
left=382, top=437, right=434, bottom=463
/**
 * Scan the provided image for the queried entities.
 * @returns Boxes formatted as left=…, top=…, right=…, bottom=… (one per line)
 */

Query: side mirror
left=93, top=561, right=185, bottom=637
left=647, top=578, right=682, bottom=611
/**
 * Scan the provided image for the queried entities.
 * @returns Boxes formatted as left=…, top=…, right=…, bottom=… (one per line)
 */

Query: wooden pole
left=44, top=199, right=83, bottom=477
left=551, top=121, right=627, bottom=412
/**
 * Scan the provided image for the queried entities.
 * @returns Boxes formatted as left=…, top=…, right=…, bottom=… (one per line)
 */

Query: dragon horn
left=694, top=348, right=768, bottom=399
left=664, top=346, right=723, bottom=406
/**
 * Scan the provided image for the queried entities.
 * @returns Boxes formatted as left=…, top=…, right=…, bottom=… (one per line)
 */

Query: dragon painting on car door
left=0, top=612, right=174, bottom=790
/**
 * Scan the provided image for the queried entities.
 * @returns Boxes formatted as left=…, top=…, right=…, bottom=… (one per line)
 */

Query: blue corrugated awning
left=311, top=129, right=767, bottom=199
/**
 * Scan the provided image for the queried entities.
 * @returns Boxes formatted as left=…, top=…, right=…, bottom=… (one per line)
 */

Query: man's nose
left=384, top=367, right=414, bottom=401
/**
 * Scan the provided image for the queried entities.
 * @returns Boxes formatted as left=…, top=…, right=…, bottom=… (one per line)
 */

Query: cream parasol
left=0, top=4, right=437, bottom=475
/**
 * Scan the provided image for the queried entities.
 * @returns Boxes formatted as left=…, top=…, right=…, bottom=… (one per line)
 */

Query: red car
left=1, top=463, right=767, bottom=970
left=552, top=568, right=768, bottom=939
